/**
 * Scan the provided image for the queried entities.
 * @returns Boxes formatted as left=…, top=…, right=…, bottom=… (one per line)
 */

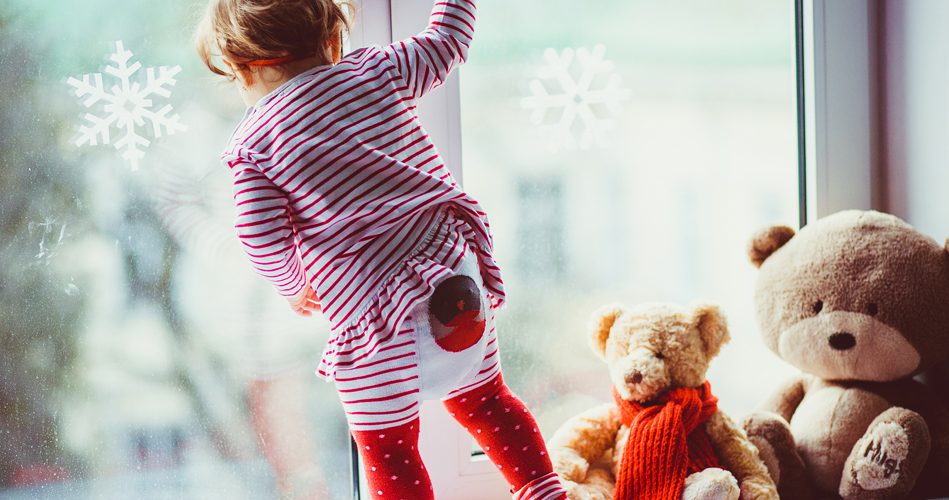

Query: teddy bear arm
left=756, top=373, right=809, bottom=424
left=704, top=410, right=778, bottom=500
left=547, top=403, right=621, bottom=483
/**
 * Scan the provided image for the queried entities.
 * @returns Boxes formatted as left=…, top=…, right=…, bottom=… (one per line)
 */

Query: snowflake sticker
left=67, top=41, right=187, bottom=170
left=520, top=45, right=631, bottom=152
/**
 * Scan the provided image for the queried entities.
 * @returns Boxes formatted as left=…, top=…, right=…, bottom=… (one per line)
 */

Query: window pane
left=0, top=1, right=351, bottom=498
left=459, top=0, right=801, bottom=436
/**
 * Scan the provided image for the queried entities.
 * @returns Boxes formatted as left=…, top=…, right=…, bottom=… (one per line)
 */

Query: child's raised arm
left=383, top=0, right=477, bottom=102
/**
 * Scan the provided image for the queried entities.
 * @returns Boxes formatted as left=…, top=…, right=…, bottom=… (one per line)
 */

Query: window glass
left=459, top=0, right=801, bottom=437
left=0, top=1, right=351, bottom=498
left=1, top=0, right=802, bottom=495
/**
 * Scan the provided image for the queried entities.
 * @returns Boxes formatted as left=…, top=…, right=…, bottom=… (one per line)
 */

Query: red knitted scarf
left=612, top=380, right=720, bottom=500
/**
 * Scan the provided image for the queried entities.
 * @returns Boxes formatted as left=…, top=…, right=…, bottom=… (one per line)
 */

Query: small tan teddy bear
left=547, top=301, right=778, bottom=500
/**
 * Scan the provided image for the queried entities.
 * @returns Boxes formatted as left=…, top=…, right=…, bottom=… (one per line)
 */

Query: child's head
left=195, top=0, right=354, bottom=80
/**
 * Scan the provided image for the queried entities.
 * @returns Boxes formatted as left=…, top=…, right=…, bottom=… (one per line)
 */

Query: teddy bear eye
left=655, top=351, right=665, bottom=360
left=813, top=300, right=823, bottom=314
left=867, top=303, right=878, bottom=316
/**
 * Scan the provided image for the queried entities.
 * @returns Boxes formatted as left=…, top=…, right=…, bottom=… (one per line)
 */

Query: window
left=10, top=0, right=929, bottom=499
left=455, top=0, right=801, bottom=460
left=0, top=1, right=352, bottom=499
left=514, top=178, right=567, bottom=285
left=393, top=0, right=802, bottom=497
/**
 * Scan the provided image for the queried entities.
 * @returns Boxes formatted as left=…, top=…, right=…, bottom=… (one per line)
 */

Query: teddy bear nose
left=829, top=332, right=856, bottom=350
left=626, top=372, right=643, bottom=385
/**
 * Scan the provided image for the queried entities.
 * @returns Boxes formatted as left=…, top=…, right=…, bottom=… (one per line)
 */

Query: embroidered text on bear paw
left=853, top=422, right=909, bottom=490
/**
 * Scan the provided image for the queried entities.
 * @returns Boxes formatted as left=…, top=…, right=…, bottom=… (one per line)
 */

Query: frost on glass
left=67, top=41, right=187, bottom=170
left=0, top=34, right=85, bottom=498
left=29, top=218, right=68, bottom=268
left=520, top=45, right=631, bottom=152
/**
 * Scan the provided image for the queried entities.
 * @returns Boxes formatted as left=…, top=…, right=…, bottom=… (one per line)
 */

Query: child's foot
left=682, top=468, right=739, bottom=500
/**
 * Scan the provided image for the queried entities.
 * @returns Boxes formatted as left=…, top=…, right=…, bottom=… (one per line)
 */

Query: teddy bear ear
left=747, top=225, right=796, bottom=268
left=587, top=304, right=627, bottom=360
left=689, top=301, right=730, bottom=360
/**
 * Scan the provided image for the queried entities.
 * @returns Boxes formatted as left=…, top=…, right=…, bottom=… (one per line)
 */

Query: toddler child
left=194, top=1, right=568, bottom=499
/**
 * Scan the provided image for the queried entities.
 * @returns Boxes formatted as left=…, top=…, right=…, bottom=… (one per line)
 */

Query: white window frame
left=350, top=0, right=464, bottom=183
left=349, top=1, right=510, bottom=498
left=799, top=0, right=883, bottom=225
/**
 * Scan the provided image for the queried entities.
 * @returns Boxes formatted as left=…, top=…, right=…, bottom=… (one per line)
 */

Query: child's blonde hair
left=194, top=0, right=355, bottom=78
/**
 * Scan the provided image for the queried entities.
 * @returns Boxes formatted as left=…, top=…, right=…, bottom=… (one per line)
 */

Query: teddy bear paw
left=851, top=422, right=909, bottom=490
left=550, top=454, right=588, bottom=484
left=682, top=468, right=740, bottom=500
left=559, top=468, right=614, bottom=500
left=840, top=407, right=930, bottom=500
left=741, top=411, right=812, bottom=500
left=737, top=478, right=779, bottom=500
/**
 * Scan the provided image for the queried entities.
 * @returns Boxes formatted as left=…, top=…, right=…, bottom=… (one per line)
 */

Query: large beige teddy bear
left=547, top=301, right=777, bottom=500
left=741, top=210, right=949, bottom=500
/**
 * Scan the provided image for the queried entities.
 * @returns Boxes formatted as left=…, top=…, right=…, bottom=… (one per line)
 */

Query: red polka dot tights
left=351, top=419, right=432, bottom=500
left=350, top=374, right=562, bottom=500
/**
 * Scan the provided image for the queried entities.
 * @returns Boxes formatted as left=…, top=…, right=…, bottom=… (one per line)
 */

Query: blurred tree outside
left=0, top=1, right=264, bottom=492
left=0, top=12, right=88, bottom=486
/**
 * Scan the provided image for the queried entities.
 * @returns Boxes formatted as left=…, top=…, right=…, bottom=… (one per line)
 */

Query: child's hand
left=288, top=285, right=321, bottom=316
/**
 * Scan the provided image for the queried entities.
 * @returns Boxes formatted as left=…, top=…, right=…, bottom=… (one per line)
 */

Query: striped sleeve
left=231, top=162, right=307, bottom=298
left=384, top=0, right=477, bottom=101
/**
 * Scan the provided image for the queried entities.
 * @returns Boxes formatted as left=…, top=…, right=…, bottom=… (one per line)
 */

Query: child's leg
left=335, top=323, right=433, bottom=500
left=443, top=373, right=567, bottom=500
left=350, top=418, right=434, bottom=500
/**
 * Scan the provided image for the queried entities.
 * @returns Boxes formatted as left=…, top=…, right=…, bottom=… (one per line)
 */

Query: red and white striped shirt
left=221, top=0, right=503, bottom=379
